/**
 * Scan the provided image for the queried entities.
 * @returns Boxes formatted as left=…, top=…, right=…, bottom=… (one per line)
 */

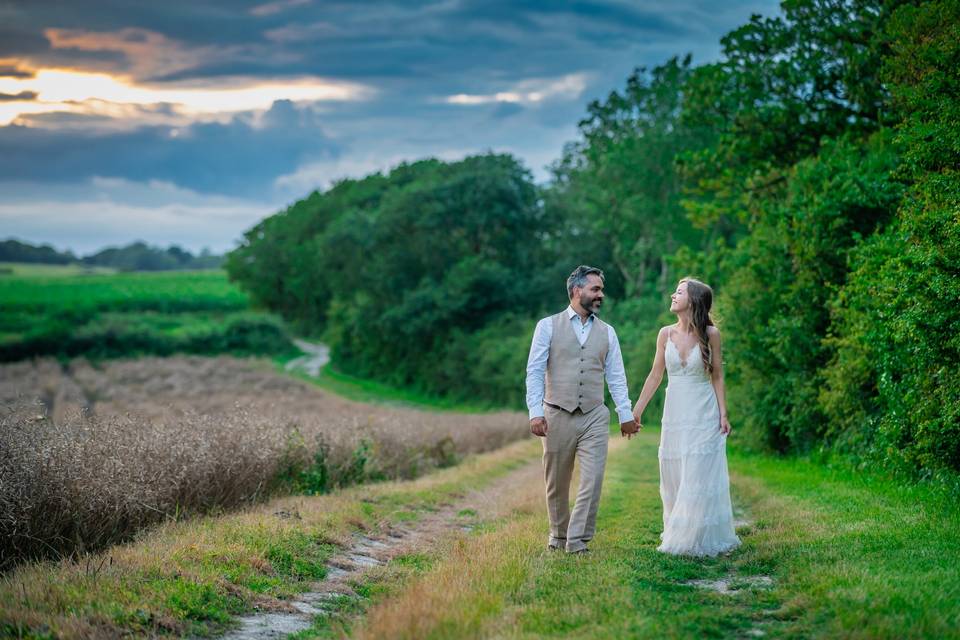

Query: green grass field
left=0, top=263, right=248, bottom=314
left=0, top=263, right=293, bottom=360
left=281, top=359, right=503, bottom=413
left=0, top=262, right=117, bottom=277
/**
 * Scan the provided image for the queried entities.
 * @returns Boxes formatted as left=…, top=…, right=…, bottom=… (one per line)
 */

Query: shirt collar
left=566, top=305, right=595, bottom=323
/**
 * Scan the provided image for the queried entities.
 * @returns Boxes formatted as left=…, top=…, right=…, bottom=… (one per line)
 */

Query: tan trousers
left=542, top=402, right=610, bottom=552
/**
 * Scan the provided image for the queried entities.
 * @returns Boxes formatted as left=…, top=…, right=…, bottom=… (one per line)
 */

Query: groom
left=525, top=265, right=639, bottom=554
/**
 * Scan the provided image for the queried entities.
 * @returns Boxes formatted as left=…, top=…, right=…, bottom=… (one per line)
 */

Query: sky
left=0, top=0, right=780, bottom=255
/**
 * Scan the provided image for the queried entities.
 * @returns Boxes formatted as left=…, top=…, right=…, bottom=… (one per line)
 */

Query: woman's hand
left=632, top=407, right=642, bottom=425
left=719, top=415, right=731, bottom=435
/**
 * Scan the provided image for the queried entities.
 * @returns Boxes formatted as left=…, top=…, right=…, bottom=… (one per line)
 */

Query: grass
left=282, top=360, right=502, bottom=413
left=0, top=439, right=542, bottom=639
left=348, top=425, right=960, bottom=639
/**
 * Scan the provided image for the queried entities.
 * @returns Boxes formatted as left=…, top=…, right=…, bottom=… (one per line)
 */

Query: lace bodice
left=665, top=337, right=710, bottom=381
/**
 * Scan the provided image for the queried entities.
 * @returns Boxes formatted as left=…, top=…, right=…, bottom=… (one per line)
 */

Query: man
left=525, top=265, right=640, bottom=554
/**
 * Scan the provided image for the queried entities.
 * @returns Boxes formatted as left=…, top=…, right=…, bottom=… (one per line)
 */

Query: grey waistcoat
left=544, top=311, right=608, bottom=413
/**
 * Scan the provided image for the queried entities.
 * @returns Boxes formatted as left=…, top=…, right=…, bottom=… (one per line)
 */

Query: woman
left=632, top=277, right=741, bottom=556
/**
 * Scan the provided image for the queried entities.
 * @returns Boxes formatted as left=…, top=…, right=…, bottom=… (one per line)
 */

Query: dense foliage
left=821, top=0, right=960, bottom=481
left=227, top=0, right=960, bottom=483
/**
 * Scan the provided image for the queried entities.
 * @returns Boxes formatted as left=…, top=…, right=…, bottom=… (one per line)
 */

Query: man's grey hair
left=566, top=265, right=604, bottom=298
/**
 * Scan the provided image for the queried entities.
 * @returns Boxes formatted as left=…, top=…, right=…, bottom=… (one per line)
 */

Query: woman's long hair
left=680, top=277, right=715, bottom=375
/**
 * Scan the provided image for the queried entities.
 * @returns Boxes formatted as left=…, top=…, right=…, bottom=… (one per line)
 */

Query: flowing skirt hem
left=657, top=535, right=741, bottom=558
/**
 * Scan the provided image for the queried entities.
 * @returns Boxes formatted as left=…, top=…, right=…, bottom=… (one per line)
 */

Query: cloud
left=250, top=0, right=313, bottom=18
left=0, top=99, right=339, bottom=197
left=445, top=73, right=590, bottom=106
left=0, top=90, right=36, bottom=101
left=263, top=21, right=341, bottom=44
left=0, top=67, right=374, bottom=126
left=0, top=62, right=34, bottom=78
left=4, top=1, right=773, bottom=89
left=44, top=27, right=203, bottom=81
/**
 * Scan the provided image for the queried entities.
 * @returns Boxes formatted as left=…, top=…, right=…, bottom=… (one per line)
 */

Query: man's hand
left=530, top=417, right=548, bottom=437
left=620, top=419, right=640, bottom=439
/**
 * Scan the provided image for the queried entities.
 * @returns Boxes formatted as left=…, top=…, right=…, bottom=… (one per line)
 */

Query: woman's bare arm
left=632, top=327, right=668, bottom=424
left=708, top=326, right=731, bottom=435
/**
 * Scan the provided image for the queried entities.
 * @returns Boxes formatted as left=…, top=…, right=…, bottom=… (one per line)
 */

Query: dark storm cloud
left=0, top=0, right=780, bottom=197
left=0, top=91, right=37, bottom=101
left=4, top=0, right=769, bottom=90
left=0, top=99, right=337, bottom=197
left=0, top=25, right=50, bottom=57
left=0, top=64, right=35, bottom=78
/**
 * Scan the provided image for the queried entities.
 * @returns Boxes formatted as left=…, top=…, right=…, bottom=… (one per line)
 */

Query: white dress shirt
left=525, top=305, right=633, bottom=423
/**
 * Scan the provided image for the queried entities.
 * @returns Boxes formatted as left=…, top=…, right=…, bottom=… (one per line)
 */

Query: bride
left=631, top=277, right=741, bottom=556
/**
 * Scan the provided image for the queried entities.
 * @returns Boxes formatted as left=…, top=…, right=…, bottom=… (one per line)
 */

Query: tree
left=548, top=56, right=705, bottom=297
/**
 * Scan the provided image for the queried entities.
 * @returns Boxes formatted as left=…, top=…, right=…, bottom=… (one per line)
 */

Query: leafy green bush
left=821, top=0, right=960, bottom=478
left=715, top=134, right=902, bottom=452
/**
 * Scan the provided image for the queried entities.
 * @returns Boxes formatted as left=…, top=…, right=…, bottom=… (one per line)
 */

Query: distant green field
left=0, top=262, right=116, bottom=277
left=0, top=264, right=294, bottom=361
left=0, top=264, right=248, bottom=313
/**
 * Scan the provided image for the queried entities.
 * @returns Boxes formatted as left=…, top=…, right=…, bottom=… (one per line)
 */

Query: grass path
left=348, top=426, right=960, bottom=640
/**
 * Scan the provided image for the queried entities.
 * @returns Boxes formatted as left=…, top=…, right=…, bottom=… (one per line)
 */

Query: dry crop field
left=0, top=355, right=527, bottom=571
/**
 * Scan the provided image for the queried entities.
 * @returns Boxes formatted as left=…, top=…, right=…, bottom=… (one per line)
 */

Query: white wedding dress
left=657, top=332, right=741, bottom=556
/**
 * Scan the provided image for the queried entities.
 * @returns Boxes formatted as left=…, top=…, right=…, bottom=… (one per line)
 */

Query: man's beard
left=581, top=294, right=602, bottom=314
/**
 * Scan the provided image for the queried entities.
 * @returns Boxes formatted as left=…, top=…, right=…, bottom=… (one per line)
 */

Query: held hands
left=622, top=406, right=644, bottom=440
left=620, top=419, right=640, bottom=439
left=720, top=415, right=732, bottom=435
left=530, top=416, right=548, bottom=437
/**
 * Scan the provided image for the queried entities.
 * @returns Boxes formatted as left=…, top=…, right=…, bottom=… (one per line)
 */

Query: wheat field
left=0, top=356, right=526, bottom=570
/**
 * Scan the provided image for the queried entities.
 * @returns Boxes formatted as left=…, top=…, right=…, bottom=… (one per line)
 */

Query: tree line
left=227, top=0, right=960, bottom=486
left=0, top=239, right=223, bottom=271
